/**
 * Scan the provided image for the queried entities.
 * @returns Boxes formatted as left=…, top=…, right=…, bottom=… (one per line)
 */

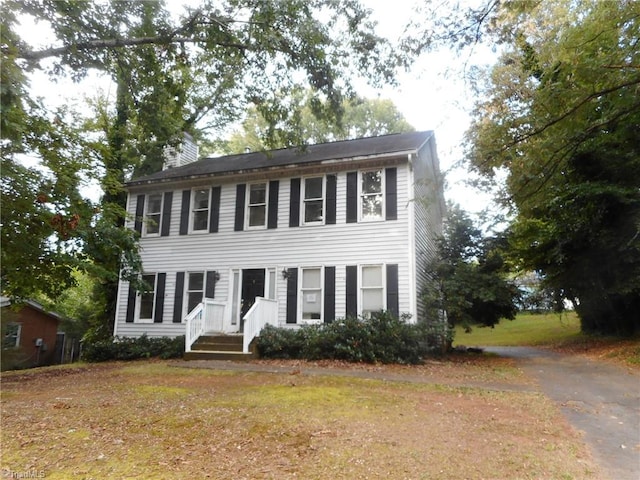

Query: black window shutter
left=286, top=268, right=298, bottom=324
left=134, top=194, right=145, bottom=234
left=234, top=184, right=246, bottom=231
left=326, top=174, right=337, bottom=225
left=386, top=264, right=399, bottom=318
left=268, top=180, right=279, bottom=229
left=346, top=265, right=358, bottom=317
left=179, top=190, right=191, bottom=235
left=385, top=168, right=397, bottom=221
left=209, top=186, right=221, bottom=233
left=173, top=272, right=185, bottom=323
left=154, top=273, right=166, bottom=323
left=289, top=178, right=300, bottom=227
left=346, top=172, right=358, bottom=223
left=205, top=271, right=217, bottom=299
left=324, top=266, right=336, bottom=323
left=161, top=191, right=173, bottom=236
left=126, top=283, right=137, bottom=323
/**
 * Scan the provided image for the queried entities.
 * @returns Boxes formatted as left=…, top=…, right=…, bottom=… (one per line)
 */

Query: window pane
left=249, top=205, right=266, bottom=226
left=187, top=292, right=201, bottom=314
left=146, top=215, right=160, bottom=234
left=302, top=290, right=322, bottom=319
left=304, top=177, right=323, bottom=199
left=362, top=171, right=382, bottom=194
left=362, top=266, right=382, bottom=287
left=362, top=289, right=384, bottom=312
left=188, top=272, right=204, bottom=291
left=249, top=183, right=266, bottom=204
left=193, top=211, right=208, bottom=230
left=148, top=194, right=162, bottom=214
left=362, top=194, right=382, bottom=219
left=304, top=200, right=323, bottom=223
left=194, top=189, right=209, bottom=209
left=302, top=268, right=321, bottom=288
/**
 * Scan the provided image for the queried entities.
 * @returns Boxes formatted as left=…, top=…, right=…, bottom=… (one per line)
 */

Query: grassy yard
left=1, top=360, right=600, bottom=479
left=455, top=311, right=640, bottom=366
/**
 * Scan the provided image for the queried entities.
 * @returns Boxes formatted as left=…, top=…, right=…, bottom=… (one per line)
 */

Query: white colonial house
left=113, top=131, right=445, bottom=358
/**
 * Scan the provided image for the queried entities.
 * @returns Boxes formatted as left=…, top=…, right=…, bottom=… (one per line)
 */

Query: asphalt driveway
left=484, top=347, right=640, bottom=480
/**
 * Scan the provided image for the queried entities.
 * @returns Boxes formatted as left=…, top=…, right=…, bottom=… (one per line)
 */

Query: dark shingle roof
left=127, top=130, right=433, bottom=187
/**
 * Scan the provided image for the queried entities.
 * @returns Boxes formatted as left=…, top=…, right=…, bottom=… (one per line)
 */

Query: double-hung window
left=185, top=272, right=205, bottom=315
left=247, top=183, right=267, bottom=228
left=360, top=170, right=384, bottom=221
left=302, top=177, right=324, bottom=224
left=361, top=265, right=384, bottom=317
left=3, top=323, right=21, bottom=349
left=192, top=188, right=210, bottom=232
left=144, top=194, right=163, bottom=235
left=301, top=267, right=323, bottom=322
left=138, top=273, right=157, bottom=322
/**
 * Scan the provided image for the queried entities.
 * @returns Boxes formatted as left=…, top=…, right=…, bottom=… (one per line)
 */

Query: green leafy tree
left=460, top=0, right=640, bottom=335
left=2, top=0, right=405, bottom=333
left=221, top=89, right=415, bottom=153
left=424, top=205, right=519, bottom=332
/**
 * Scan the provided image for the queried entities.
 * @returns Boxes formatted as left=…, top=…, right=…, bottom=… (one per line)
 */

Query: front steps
left=184, top=333, right=257, bottom=361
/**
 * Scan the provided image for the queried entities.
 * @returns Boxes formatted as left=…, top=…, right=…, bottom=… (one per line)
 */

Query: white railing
left=242, top=297, right=278, bottom=353
left=204, top=299, right=226, bottom=333
left=185, top=303, right=205, bottom=352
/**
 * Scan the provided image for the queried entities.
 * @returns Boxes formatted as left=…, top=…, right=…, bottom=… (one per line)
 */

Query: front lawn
left=1, top=360, right=600, bottom=479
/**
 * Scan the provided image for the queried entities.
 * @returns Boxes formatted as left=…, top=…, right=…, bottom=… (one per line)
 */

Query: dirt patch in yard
left=1, top=358, right=601, bottom=479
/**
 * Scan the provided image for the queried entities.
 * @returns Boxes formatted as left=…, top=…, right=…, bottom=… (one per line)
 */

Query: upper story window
left=144, top=194, right=163, bottom=235
left=360, top=170, right=384, bottom=221
left=361, top=265, right=384, bottom=317
left=247, top=182, right=267, bottom=228
left=192, top=188, right=210, bottom=232
left=302, top=177, right=324, bottom=225
left=138, top=273, right=157, bottom=322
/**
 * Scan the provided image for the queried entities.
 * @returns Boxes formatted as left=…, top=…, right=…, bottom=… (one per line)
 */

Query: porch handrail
left=242, top=297, right=278, bottom=353
left=203, top=299, right=227, bottom=333
left=185, top=302, right=205, bottom=352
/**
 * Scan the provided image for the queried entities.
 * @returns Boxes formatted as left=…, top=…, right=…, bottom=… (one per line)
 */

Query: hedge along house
left=113, top=131, right=445, bottom=359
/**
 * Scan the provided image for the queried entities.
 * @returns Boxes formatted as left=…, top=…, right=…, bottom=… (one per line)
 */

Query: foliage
left=461, top=0, right=640, bottom=335
left=81, top=335, right=185, bottom=362
left=220, top=89, right=415, bottom=154
left=256, top=311, right=448, bottom=364
left=424, top=204, right=520, bottom=331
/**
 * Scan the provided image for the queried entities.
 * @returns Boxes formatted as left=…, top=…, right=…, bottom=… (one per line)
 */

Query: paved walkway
left=174, top=348, right=640, bottom=480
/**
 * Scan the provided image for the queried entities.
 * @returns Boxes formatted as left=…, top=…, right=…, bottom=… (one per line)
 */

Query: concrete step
left=184, top=350, right=257, bottom=361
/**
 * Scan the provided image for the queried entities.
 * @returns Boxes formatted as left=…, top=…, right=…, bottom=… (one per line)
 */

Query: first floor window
left=139, top=274, right=157, bottom=321
left=192, top=188, right=210, bottom=231
left=186, top=272, right=205, bottom=315
left=3, top=323, right=21, bottom=349
left=361, top=170, right=383, bottom=221
left=144, top=193, right=162, bottom=235
left=361, top=265, right=384, bottom=316
left=301, top=267, right=322, bottom=322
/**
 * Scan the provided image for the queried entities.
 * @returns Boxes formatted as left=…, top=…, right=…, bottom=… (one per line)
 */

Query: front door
left=240, top=269, right=265, bottom=330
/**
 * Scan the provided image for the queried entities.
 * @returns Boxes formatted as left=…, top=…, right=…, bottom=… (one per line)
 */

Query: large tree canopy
left=1, top=0, right=404, bottom=330
left=460, top=0, right=640, bottom=335
left=220, top=89, right=415, bottom=154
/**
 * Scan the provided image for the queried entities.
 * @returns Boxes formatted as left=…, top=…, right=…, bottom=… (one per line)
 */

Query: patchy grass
left=455, top=312, right=640, bottom=367
left=1, top=360, right=600, bottom=479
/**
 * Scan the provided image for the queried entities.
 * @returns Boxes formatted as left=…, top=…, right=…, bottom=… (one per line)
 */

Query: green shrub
left=82, top=335, right=185, bottom=362
left=256, top=311, right=448, bottom=364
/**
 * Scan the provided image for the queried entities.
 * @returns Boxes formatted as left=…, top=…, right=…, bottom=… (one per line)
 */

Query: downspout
left=407, top=153, right=417, bottom=322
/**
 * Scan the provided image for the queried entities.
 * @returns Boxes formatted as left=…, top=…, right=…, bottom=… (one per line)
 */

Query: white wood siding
left=116, top=164, right=422, bottom=338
